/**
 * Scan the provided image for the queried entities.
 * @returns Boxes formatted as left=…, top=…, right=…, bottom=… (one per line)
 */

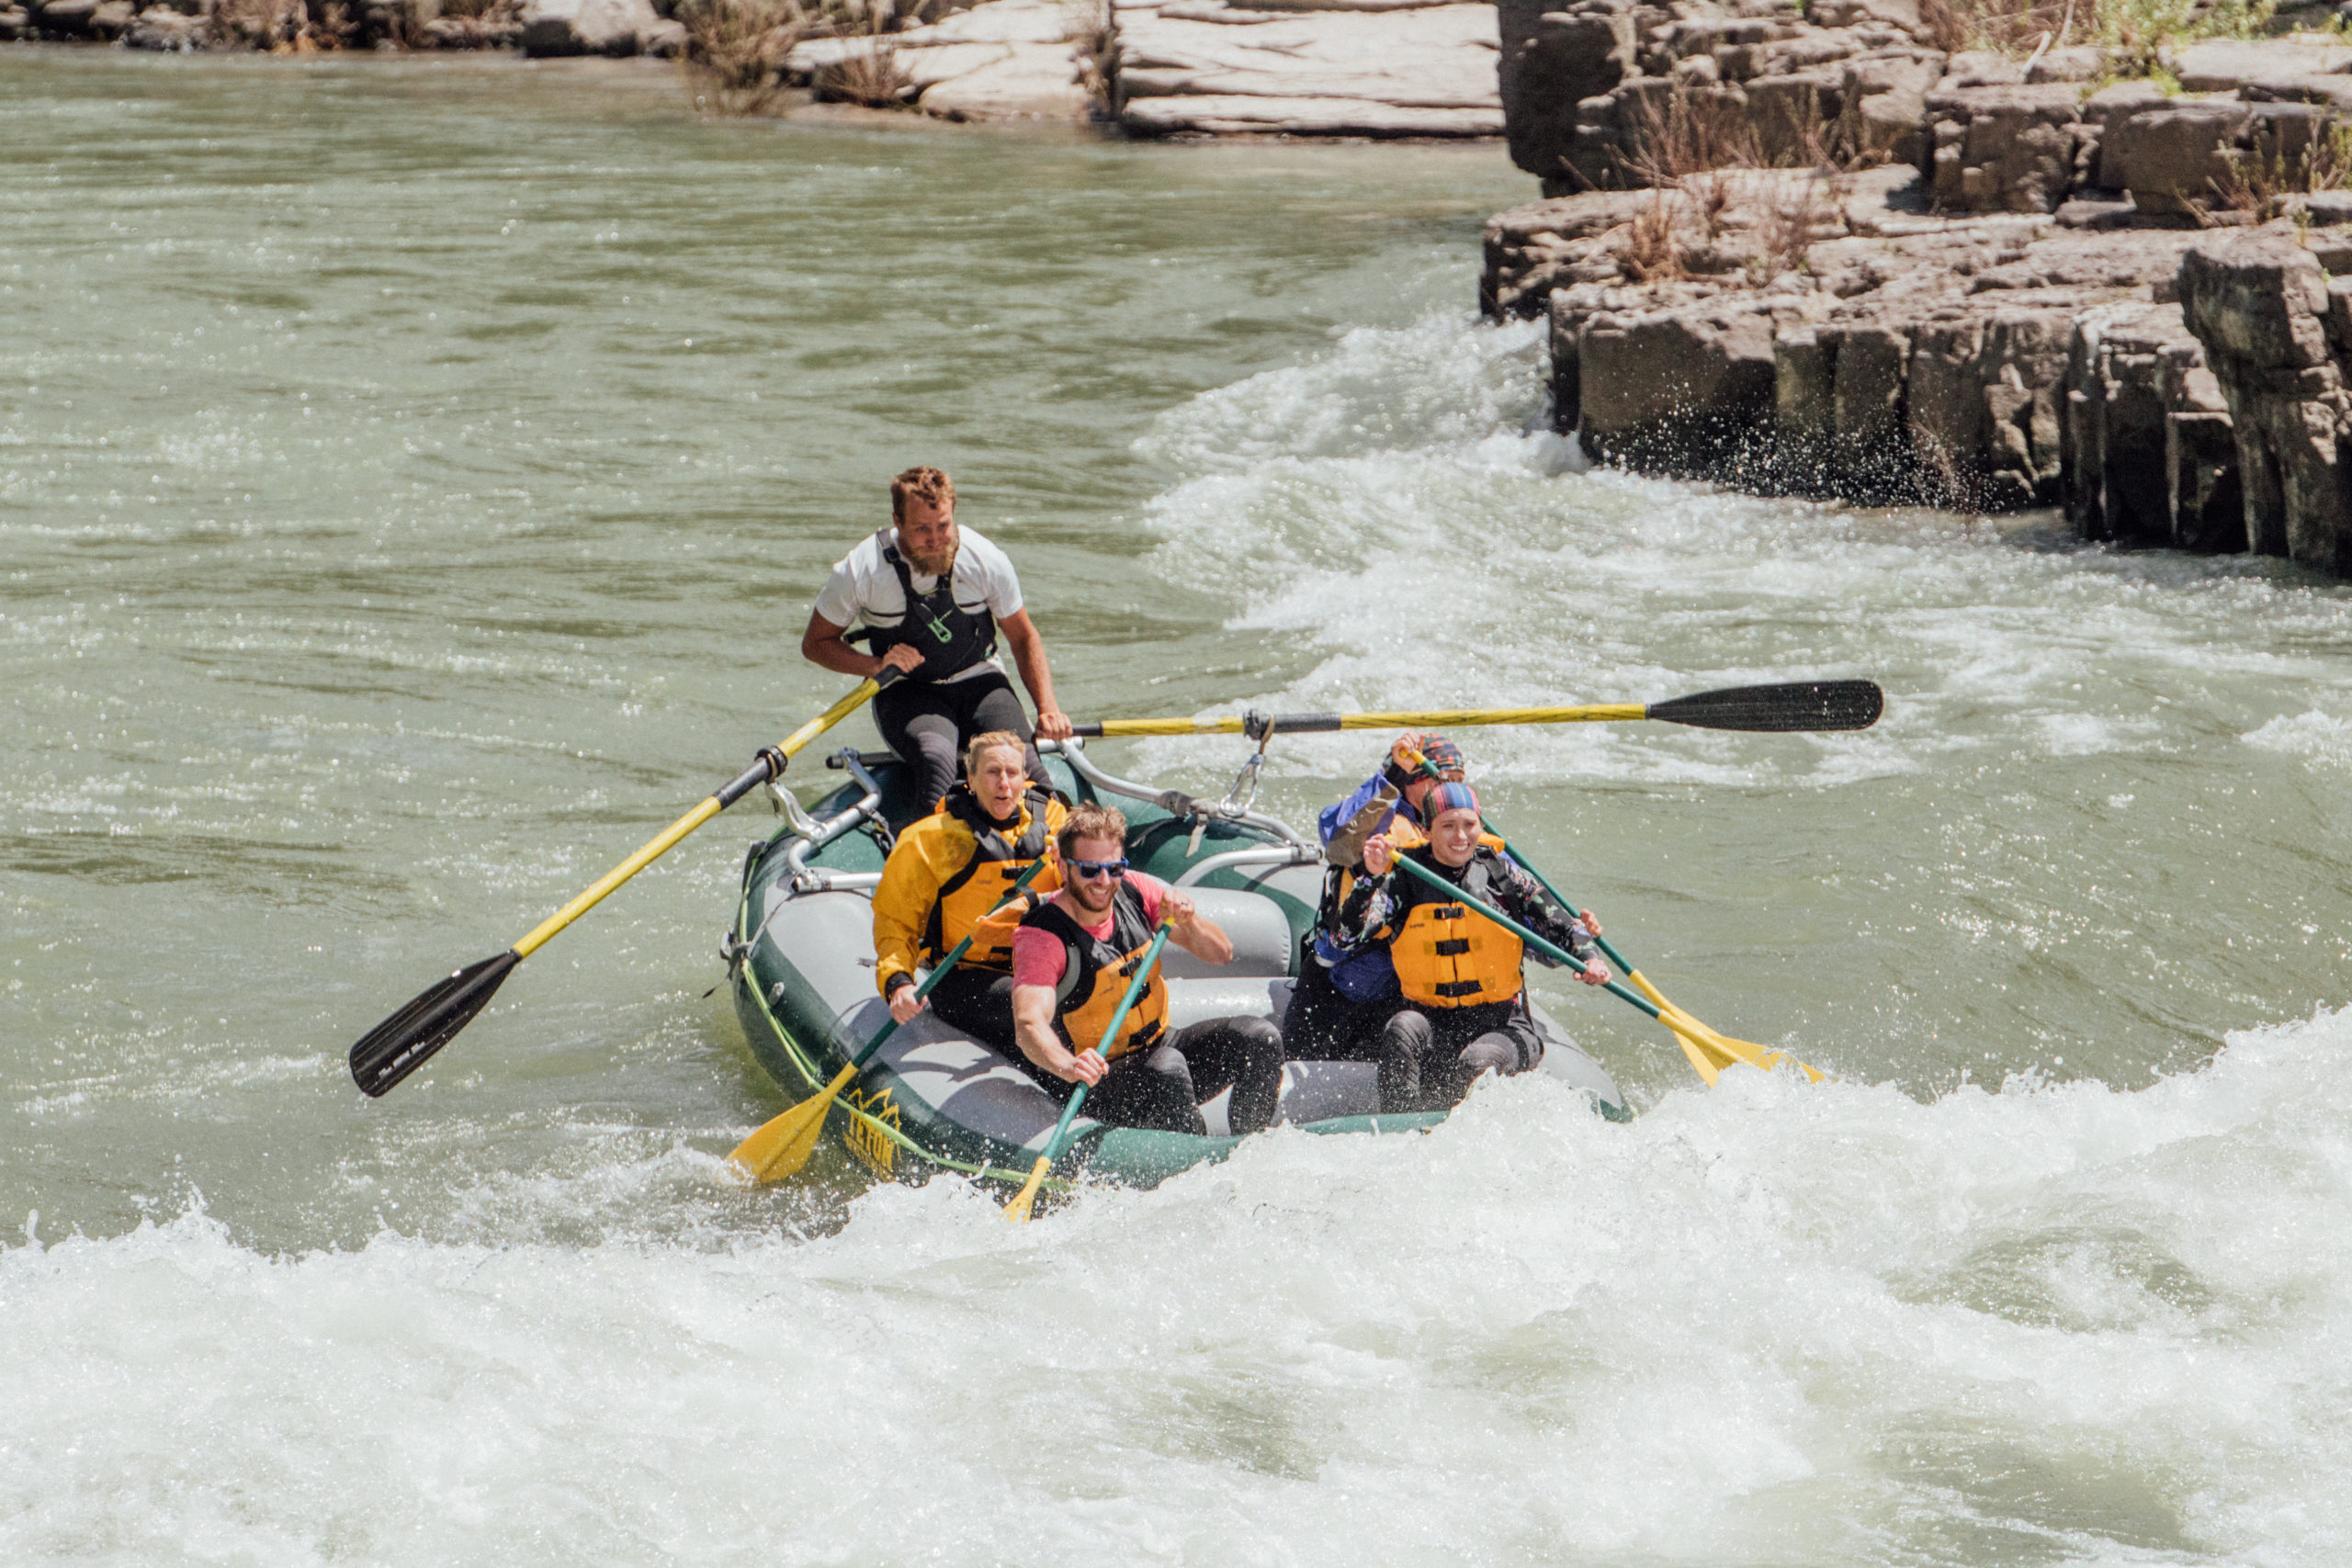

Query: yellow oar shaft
left=514, top=676, right=881, bottom=960
left=1082, top=705, right=1646, bottom=739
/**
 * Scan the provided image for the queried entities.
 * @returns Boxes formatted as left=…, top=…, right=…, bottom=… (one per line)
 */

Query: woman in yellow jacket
left=871, top=729, right=1068, bottom=1050
left=1329, top=783, right=1611, bottom=1112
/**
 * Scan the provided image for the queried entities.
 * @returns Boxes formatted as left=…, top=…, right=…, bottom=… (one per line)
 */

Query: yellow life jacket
left=1021, top=880, right=1170, bottom=1059
left=1388, top=846, right=1524, bottom=1010
left=925, top=784, right=1058, bottom=973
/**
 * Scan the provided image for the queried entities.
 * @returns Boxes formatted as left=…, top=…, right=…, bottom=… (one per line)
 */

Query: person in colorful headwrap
left=1283, top=731, right=1472, bottom=1061
left=1326, top=782, right=1610, bottom=1112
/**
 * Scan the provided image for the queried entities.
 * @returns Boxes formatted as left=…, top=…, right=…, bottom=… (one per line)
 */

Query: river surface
left=6, top=49, right=2352, bottom=1567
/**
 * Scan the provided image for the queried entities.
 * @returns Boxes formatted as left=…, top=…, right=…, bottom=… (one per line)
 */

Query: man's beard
left=904, top=536, right=957, bottom=579
left=1068, top=877, right=1116, bottom=916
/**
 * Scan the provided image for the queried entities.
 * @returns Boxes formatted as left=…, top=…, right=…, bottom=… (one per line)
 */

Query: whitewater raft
left=729, top=740, right=1629, bottom=1195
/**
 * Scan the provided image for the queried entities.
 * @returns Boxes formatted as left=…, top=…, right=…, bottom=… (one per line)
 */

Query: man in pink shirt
left=1007, top=804, right=1284, bottom=1137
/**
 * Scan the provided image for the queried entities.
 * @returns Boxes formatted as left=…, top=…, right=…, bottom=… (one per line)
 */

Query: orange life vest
left=1021, top=880, right=1170, bottom=1059
left=925, top=784, right=1056, bottom=973
left=1388, top=846, right=1524, bottom=1010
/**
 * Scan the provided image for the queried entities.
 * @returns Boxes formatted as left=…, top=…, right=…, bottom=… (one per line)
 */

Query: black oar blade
left=348, top=950, right=520, bottom=1099
left=1646, top=679, right=1883, bottom=733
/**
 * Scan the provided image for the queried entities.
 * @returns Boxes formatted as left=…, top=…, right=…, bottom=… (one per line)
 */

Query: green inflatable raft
left=729, top=739, right=1629, bottom=1197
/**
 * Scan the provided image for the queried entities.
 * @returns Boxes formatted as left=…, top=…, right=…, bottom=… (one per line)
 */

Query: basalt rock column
left=2177, top=231, right=2352, bottom=572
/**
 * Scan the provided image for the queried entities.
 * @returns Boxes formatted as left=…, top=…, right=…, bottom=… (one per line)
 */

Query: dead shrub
left=813, top=17, right=913, bottom=107
left=1919, top=0, right=2267, bottom=65
left=1756, top=175, right=1830, bottom=276
left=1619, top=81, right=1766, bottom=186
left=1620, top=194, right=1688, bottom=282
left=206, top=0, right=304, bottom=47
left=2199, top=118, right=2352, bottom=222
left=680, top=0, right=814, bottom=115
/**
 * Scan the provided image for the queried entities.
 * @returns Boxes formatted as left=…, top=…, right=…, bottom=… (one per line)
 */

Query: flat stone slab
left=2166, top=34, right=2352, bottom=93
left=1123, top=92, right=1502, bottom=132
left=787, top=0, right=1092, bottom=121
left=1114, top=0, right=1501, bottom=134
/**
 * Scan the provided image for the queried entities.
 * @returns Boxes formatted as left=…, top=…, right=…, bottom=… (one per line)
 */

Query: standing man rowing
left=803, top=466, right=1074, bottom=813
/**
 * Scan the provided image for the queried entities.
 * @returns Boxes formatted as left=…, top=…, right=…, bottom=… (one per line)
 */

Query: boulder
left=34, top=0, right=99, bottom=32
left=124, top=4, right=205, bottom=44
left=87, top=0, right=132, bottom=34
left=641, top=14, right=683, bottom=53
left=519, top=0, right=657, bottom=56
left=1, top=4, right=35, bottom=35
left=2099, top=100, right=2253, bottom=215
left=1925, top=83, right=2085, bottom=213
left=2177, top=229, right=2352, bottom=569
left=2064, top=299, right=2211, bottom=541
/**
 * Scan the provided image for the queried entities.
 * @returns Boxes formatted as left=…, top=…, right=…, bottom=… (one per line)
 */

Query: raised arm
left=1157, top=886, right=1233, bottom=966
left=997, top=608, right=1072, bottom=741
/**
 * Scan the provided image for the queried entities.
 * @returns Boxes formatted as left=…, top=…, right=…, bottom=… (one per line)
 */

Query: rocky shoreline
left=1485, top=9, right=2352, bottom=575
left=25, top=0, right=2352, bottom=575
left=0, top=0, right=1509, bottom=135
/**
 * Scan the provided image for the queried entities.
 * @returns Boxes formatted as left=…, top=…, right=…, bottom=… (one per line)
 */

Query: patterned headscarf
left=1419, top=735, right=1465, bottom=776
left=1426, top=781, right=1481, bottom=819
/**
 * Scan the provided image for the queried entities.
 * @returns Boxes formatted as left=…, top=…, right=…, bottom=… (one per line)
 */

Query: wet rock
left=519, top=0, right=657, bottom=56
left=2064, top=299, right=2211, bottom=542
left=1577, top=298, right=1778, bottom=466
left=0, top=6, right=29, bottom=38
left=88, top=0, right=133, bottom=35
left=2177, top=228, right=2352, bottom=570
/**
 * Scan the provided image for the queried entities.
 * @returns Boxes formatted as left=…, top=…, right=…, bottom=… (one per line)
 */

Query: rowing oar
left=727, top=854, right=1054, bottom=1183
left=1069, top=679, right=1883, bottom=740
left=347, top=671, right=899, bottom=1099
left=1002, top=909, right=1179, bottom=1224
left=1386, top=852, right=1811, bottom=1087
left=1487, top=829, right=1823, bottom=1086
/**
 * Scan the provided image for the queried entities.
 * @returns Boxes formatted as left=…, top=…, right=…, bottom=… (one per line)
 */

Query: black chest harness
left=861, top=532, right=999, bottom=682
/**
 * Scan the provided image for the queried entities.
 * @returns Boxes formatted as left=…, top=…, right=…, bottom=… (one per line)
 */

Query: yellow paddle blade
left=726, top=1063, right=857, bottom=1184
left=1001, top=1154, right=1053, bottom=1224
left=1669, top=1023, right=1724, bottom=1086
left=1628, top=968, right=1829, bottom=1084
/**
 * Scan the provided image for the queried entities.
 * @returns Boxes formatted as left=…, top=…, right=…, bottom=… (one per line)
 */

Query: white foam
left=2245, top=708, right=2352, bottom=769
left=6, top=1007, right=2349, bottom=1563
left=1121, top=313, right=2352, bottom=795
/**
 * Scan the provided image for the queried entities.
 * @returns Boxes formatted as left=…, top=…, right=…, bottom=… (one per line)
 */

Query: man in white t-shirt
left=802, top=466, right=1074, bottom=813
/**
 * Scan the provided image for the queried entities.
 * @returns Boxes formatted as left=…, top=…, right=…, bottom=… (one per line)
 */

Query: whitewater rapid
left=9, top=57, right=2352, bottom=1565
left=10, top=1006, right=2350, bottom=1563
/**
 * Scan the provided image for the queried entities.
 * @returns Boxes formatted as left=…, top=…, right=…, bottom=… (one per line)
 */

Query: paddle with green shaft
left=1487, top=829, right=1823, bottom=1085
left=1396, top=743, right=1823, bottom=1085
left=1385, top=851, right=1817, bottom=1086
left=1002, top=909, right=1179, bottom=1224
left=1385, top=852, right=1683, bottom=1044
left=727, top=854, right=1055, bottom=1183
left=1069, top=680, right=1883, bottom=740
left=347, top=672, right=899, bottom=1099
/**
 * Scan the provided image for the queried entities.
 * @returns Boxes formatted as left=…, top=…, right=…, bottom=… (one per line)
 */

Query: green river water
left=6, top=50, right=2352, bottom=1568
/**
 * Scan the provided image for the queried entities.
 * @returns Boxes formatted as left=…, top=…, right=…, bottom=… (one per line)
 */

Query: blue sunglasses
left=1066, top=857, right=1129, bottom=880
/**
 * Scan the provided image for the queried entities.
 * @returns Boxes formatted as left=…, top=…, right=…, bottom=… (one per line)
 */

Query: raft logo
left=843, top=1086, right=901, bottom=1178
